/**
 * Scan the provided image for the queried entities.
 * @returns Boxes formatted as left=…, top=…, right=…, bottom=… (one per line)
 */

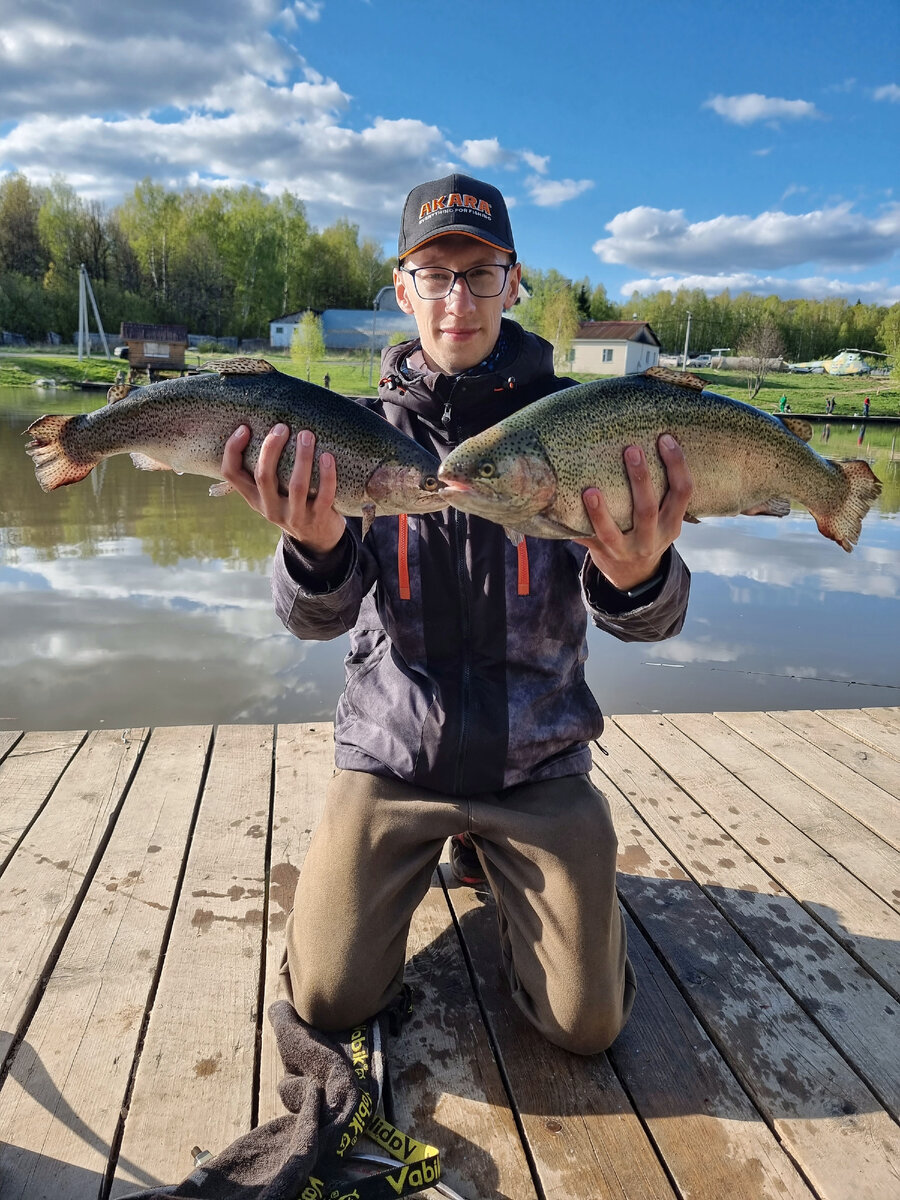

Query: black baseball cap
left=398, top=173, right=516, bottom=261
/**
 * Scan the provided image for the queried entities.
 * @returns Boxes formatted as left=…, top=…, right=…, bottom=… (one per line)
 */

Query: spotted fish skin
left=437, top=368, right=882, bottom=552
left=25, top=359, right=447, bottom=525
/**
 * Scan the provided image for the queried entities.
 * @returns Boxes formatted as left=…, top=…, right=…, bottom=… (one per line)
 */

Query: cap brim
left=401, top=227, right=515, bottom=260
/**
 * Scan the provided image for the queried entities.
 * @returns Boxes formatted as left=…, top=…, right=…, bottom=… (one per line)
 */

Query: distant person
left=825, top=396, right=835, bottom=415
left=323, top=373, right=331, bottom=390
left=779, top=394, right=788, bottom=412
left=863, top=396, right=870, bottom=418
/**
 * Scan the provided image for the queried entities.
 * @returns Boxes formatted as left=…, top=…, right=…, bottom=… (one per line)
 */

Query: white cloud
left=526, top=176, right=593, bottom=207
left=458, top=138, right=514, bottom=169
left=752, top=147, right=773, bottom=156
left=593, top=203, right=900, bottom=273
left=873, top=83, right=900, bottom=102
left=618, top=271, right=900, bottom=305
left=704, top=93, right=823, bottom=125
left=520, top=150, right=549, bottom=174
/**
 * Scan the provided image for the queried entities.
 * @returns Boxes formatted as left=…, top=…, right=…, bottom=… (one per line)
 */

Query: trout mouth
left=365, top=462, right=448, bottom=512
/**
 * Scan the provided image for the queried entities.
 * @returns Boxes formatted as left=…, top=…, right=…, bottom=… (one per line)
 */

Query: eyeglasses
left=400, top=263, right=513, bottom=300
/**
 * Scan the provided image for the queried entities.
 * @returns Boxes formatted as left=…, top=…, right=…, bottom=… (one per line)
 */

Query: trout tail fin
left=813, top=460, right=882, bottom=552
left=24, top=414, right=96, bottom=491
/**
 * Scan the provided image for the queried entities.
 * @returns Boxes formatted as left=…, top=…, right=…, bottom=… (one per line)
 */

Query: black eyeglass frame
left=399, top=263, right=515, bottom=300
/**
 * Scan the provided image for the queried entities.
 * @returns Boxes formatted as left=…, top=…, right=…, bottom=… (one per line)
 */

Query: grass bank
left=2, top=347, right=898, bottom=415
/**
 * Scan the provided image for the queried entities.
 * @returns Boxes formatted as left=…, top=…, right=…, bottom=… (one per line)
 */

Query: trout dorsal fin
left=205, top=357, right=276, bottom=376
left=778, top=416, right=813, bottom=443
left=107, top=383, right=134, bottom=404
left=645, top=366, right=705, bottom=391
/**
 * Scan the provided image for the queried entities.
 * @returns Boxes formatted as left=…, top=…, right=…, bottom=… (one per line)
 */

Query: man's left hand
left=573, top=433, right=693, bottom=594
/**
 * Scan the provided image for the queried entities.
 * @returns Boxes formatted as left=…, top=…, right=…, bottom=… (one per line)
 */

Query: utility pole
left=681, top=310, right=692, bottom=370
left=77, top=264, right=111, bottom=361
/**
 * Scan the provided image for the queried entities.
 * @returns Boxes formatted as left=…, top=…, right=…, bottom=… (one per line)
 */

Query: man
left=221, top=173, right=692, bottom=1054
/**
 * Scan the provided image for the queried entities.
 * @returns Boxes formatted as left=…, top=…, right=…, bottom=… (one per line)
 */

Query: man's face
left=393, top=234, right=521, bottom=375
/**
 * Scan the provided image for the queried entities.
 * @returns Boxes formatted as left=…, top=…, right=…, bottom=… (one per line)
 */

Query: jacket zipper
left=452, top=505, right=472, bottom=793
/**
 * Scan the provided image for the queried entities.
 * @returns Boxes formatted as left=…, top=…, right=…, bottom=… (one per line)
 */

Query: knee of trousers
left=536, top=1000, right=628, bottom=1056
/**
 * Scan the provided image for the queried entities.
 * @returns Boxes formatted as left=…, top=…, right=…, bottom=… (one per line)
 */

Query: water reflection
left=2, top=388, right=898, bottom=730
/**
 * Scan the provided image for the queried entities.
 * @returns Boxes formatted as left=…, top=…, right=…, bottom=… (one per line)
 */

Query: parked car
left=113, top=345, right=129, bottom=359
left=687, top=354, right=712, bottom=368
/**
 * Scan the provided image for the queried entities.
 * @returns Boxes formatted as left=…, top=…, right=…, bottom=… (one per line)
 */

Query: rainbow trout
left=25, top=358, right=446, bottom=534
left=438, top=368, right=881, bottom=551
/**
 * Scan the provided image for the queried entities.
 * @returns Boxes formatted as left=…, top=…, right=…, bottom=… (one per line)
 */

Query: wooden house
left=120, top=322, right=188, bottom=377
left=569, top=320, right=661, bottom=376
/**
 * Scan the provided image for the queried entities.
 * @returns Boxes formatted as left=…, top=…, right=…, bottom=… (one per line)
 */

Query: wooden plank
left=816, top=707, right=900, bottom=761
left=447, top=870, right=677, bottom=1200
left=594, top=761, right=900, bottom=1200
left=595, top=723, right=900, bottom=1120
left=863, top=706, right=900, bottom=728
left=258, top=722, right=332, bottom=1123
left=668, top=712, right=900, bottom=914
left=611, top=912, right=816, bottom=1200
left=714, top=711, right=898, bottom=848
left=0, top=728, right=148, bottom=1073
left=389, top=868, right=539, bottom=1200
left=616, top=714, right=900, bottom=996
left=0, top=731, right=23, bottom=762
left=110, top=725, right=273, bottom=1196
left=771, top=709, right=900, bottom=800
left=0, top=726, right=211, bottom=1200
left=0, top=731, right=86, bottom=873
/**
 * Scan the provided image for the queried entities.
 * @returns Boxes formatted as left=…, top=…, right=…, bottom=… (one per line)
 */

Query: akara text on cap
left=398, top=173, right=515, bottom=260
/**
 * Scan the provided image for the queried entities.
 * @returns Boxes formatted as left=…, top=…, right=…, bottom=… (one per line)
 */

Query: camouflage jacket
left=270, top=320, right=691, bottom=795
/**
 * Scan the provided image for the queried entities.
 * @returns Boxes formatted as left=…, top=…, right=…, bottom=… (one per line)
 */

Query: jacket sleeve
left=580, top=544, right=691, bottom=642
left=271, top=522, right=377, bottom=641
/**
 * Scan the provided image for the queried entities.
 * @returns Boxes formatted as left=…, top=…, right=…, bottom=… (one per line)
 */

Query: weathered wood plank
left=0, top=730, right=23, bottom=762
left=816, top=707, right=900, bottom=761
left=668, top=712, right=900, bottom=914
left=714, top=711, right=898, bottom=848
left=595, top=761, right=900, bottom=1199
left=611, top=912, right=816, bottom=1200
left=109, top=725, right=273, bottom=1196
left=771, top=709, right=900, bottom=800
left=447, top=871, right=677, bottom=1200
left=0, top=731, right=86, bottom=872
left=0, top=727, right=211, bottom=1200
left=387, top=865, right=538, bottom=1200
left=595, top=723, right=900, bottom=1119
left=0, top=728, right=148, bottom=1073
left=616, top=714, right=900, bottom=996
left=862, top=706, right=900, bottom=728
left=258, top=722, right=332, bottom=1124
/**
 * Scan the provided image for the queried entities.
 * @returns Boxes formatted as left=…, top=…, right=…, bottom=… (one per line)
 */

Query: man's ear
left=393, top=267, right=415, bottom=315
left=503, top=262, right=522, bottom=310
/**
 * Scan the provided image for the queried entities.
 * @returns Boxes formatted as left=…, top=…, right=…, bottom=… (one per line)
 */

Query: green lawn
left=2, top=347, right=897, bottom=414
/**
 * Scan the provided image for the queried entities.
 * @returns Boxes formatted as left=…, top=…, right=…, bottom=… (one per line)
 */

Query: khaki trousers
left=280, top=769, right=635, bottom=1055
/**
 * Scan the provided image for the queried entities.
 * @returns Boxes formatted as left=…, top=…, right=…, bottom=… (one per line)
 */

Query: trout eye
left=478, top=460, right=496, bottom=478
left=423, top=475, right=439, bottom=492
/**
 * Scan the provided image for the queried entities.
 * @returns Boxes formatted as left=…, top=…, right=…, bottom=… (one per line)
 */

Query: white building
left=269, top=290, right=418, bottom=352
left=569, top=321, right=661, bottom=375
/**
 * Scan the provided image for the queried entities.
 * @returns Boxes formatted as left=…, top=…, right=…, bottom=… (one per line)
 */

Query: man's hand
left=221, top=425, right=347, bottom=554
left=573, top=434, right=693, bottom=593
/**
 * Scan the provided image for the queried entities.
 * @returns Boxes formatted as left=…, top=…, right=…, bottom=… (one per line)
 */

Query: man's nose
left=445, top=275, right=476, bottom=309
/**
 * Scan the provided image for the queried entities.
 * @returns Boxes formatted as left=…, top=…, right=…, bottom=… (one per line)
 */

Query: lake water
left=1, top=386, right=898, bottom=732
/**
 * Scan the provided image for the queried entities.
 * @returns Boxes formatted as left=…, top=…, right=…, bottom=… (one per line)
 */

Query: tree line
left=0, top=172, right=897, bottom=369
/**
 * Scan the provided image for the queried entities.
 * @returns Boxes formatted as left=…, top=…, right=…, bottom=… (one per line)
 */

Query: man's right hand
left=221, top=425, right=347, bottom=554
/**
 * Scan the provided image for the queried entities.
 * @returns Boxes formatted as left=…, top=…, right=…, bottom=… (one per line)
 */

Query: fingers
left=656, top=433, right=694, bottom=538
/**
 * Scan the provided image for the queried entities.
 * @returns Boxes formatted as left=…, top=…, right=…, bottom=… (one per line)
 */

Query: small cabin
left=120, top=323, right=188, bottom=376
left=569, top=321, right=661, bottom=376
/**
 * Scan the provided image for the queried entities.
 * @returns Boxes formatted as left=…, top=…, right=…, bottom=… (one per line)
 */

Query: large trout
left=437, top=368, right=881, bottom=551
left=25, top=358, right=447, bottom=534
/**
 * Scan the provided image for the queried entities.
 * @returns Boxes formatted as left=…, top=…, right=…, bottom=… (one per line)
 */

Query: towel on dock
left=117, top=999, right=385, bottom=1200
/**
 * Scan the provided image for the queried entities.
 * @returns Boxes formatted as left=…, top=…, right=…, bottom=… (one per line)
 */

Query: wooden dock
left=1, top=709, right=897, bottom=1200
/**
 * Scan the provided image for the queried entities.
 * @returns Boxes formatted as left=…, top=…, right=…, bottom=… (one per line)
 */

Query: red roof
left=575, top=321, right=660, bottom=346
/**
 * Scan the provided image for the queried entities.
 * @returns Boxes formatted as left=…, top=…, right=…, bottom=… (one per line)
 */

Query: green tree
left=0, top=173, right=47, bottom=279
left=291, top=311, right=326, bottom=380
left=877, top=303, right=900, bottom=384
left=589, top=282, right=618, bottom=322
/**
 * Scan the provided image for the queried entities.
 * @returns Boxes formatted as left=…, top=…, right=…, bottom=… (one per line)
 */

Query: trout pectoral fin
left=205, top=357, right=276, bottom=376
left=209, top=481, right=235, bottom=497
left=683, top=513, right=701, bottom=524
left=741, top=499, right=791, bottom=517
left=361, top=502, right=376, bottom=539
left=130, top=452, right=172, bottom=472
left=503, top=527, right=525, bottom=546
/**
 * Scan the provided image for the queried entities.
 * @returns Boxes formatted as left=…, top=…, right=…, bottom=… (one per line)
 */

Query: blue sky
left=1, top=0, right=898, bottom=304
